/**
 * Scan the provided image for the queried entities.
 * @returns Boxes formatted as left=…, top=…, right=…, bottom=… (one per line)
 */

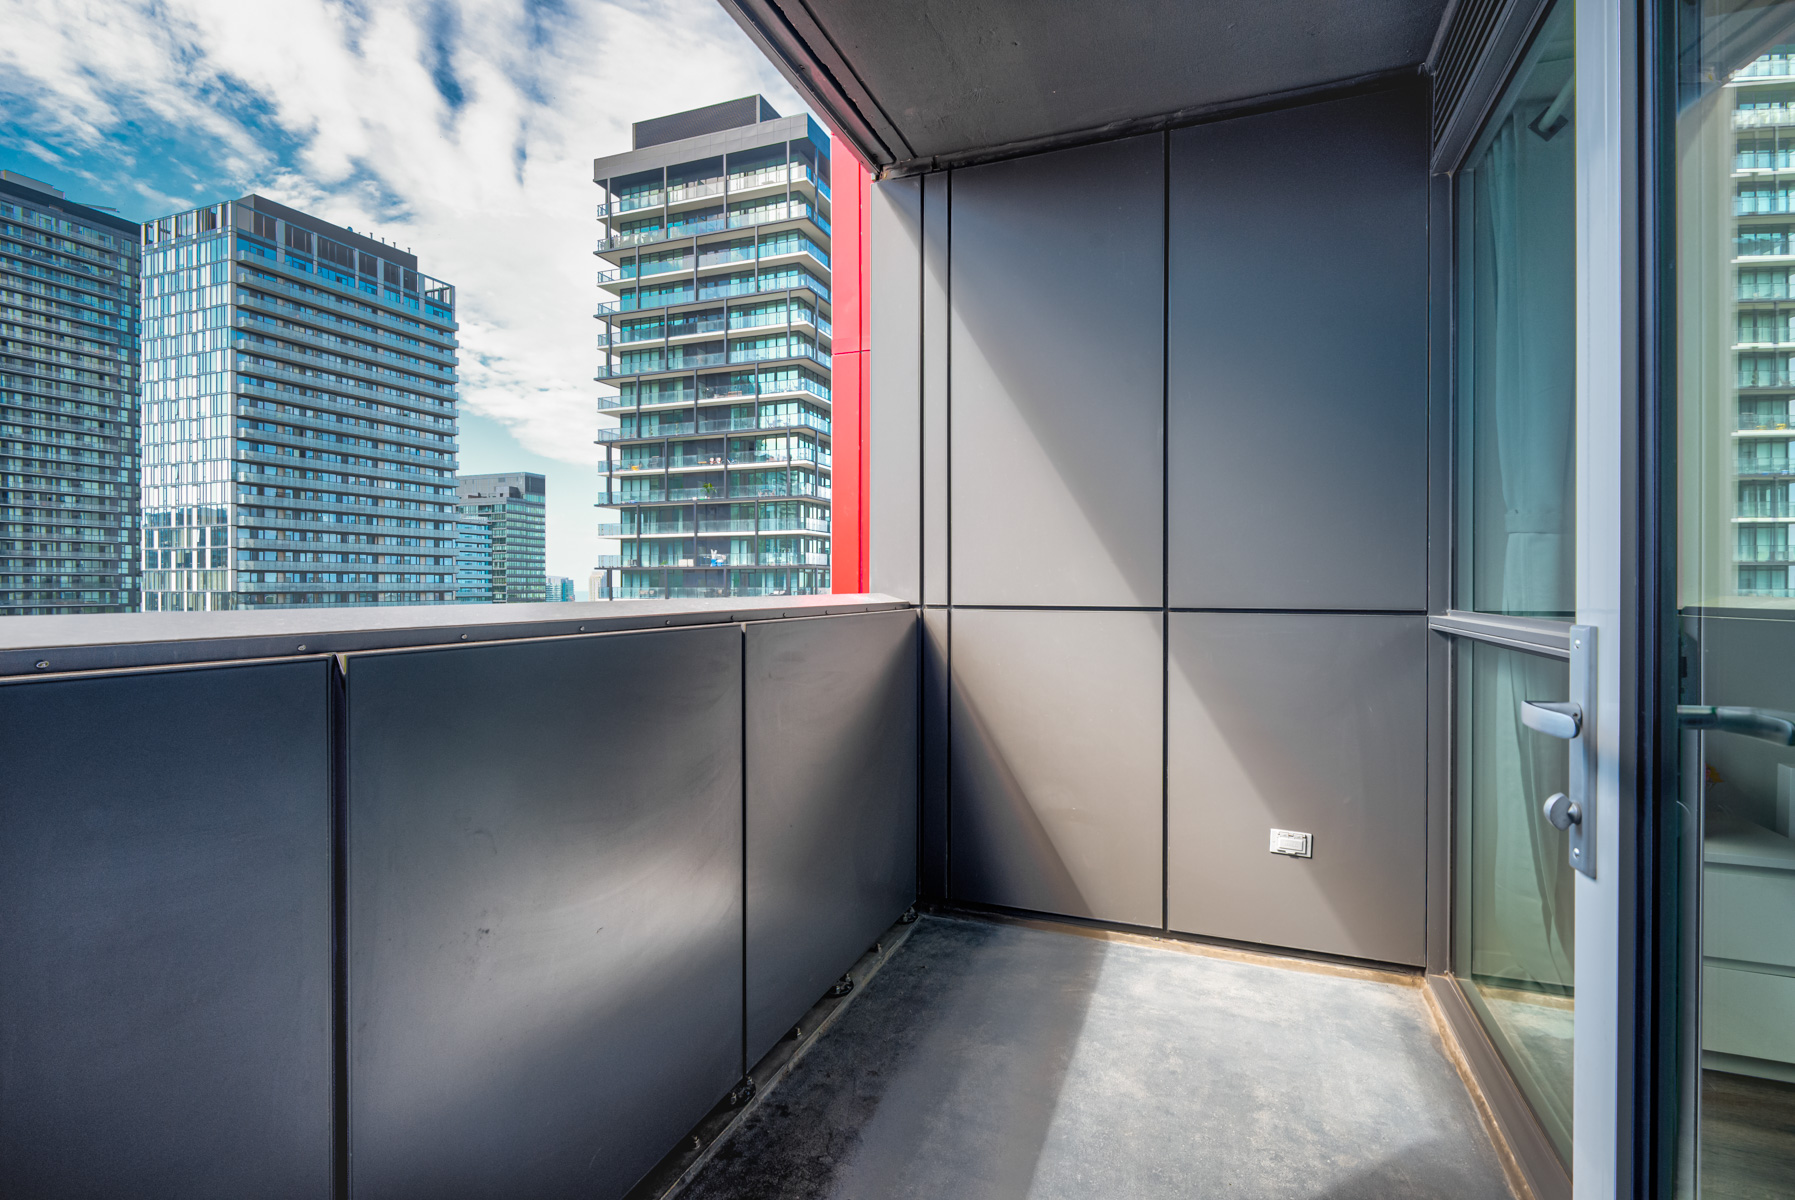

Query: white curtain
left=1468, top=115, right=1578, bottom=990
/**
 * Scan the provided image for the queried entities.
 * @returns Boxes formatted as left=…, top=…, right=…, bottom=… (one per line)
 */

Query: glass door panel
left=1455, top=639, right=1577, bottom=1161
left=1447, top=0, right=1580, bottom=1176
left=1672, top=8, right=1795, bottom=1196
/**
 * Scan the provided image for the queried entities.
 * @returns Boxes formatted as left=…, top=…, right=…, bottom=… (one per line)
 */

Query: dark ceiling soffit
left=1428, top=0, right=1554, bottom=174
left=878, top=66, right=1425, bottom=180
left=717, top=0, right=906, bottom=170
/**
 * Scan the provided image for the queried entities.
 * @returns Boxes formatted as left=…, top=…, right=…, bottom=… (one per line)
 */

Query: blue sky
left=0, top=0, right=807, bottom=587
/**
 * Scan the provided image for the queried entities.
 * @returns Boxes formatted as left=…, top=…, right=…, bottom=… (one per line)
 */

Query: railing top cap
left=0, top=594, right=910, bottom=678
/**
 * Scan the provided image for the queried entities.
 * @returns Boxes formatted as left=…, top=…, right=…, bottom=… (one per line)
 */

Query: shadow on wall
left=1167, top=613, right=1428, bottom=966
left=945, top=609, right=1164, bottom=929
left=945, top=133, right=1165, bottom=608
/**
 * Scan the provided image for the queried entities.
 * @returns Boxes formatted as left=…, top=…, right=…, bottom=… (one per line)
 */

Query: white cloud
left=0, top=0, right=808, bottom=468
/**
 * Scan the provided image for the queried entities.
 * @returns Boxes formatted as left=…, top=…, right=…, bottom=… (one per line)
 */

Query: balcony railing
left=0, top=597, right=911, bottom=1198
left=1738, top=462, right=1795, bottom=478
left=1739, top=412, right=1795, bottom=429
left=667, top=179, right=725, bottom=204
left=1736, top=107, right=1795, bottom=129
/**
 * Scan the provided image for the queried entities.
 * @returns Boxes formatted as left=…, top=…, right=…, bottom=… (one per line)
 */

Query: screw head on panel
left=34, top=660, right=48, bottom=670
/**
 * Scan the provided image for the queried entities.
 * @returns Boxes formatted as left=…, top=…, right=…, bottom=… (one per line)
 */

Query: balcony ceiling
left=718, top=0, right=1451, bottom=175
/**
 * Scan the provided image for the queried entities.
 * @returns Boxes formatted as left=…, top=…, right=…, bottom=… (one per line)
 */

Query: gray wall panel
left=949, top=136, right=1165, bottom=607
left=345, top=626, right=743, bottom=1200
left=1168, top=85, right=1428, bottom=611
left=922, top=172, right=951, bottom=605
left=0, top=661, right=334, bottom=1199
left=949, top=608, right=1163, bottom=926
left=870, top=177, right=923, bottom=602
left=1167, top=613, right=1426, bottom=965
left=744, top=611, right=919, bottom=1064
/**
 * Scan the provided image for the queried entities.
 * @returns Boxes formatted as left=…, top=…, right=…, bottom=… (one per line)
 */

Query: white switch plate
left=1269, top=828, right=1313, bottom=858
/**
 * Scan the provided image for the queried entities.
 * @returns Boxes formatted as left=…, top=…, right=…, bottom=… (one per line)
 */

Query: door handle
left=1676, top=705, right=1795, bottom=745
left=1521, top=625, right=1596, bottom=879
left=1522, top=700, right=1582, bottom=740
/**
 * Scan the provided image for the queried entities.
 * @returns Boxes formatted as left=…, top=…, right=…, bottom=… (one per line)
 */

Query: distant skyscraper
left=138, top=194, right=460, bottom=610
left=545, top=573, right=574, bottom=601
left=456, top=472, right=545, bottom=602
left=0, top=170, right=142, bottom=614
left=592, top=96, right=833, bottom=601
left=455, top=513, right=494, bottom=603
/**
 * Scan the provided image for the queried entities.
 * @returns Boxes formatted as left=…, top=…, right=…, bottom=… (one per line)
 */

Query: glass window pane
left=1673, top=10, right=1795, bottom=1197
left=1455, top=0, right=1579, bottom=618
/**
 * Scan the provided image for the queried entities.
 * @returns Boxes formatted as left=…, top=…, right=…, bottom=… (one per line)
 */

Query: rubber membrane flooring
left=681, top=914, right=1514, bottom=1200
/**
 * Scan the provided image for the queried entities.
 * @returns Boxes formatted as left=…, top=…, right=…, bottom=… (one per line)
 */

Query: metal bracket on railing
left=1521, top=625, right=1597, bottom=880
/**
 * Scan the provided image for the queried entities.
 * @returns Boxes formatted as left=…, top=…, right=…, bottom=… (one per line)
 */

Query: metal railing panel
left=0, top=658, right=335, bottom=1195
left=743, top=609, right=919, bottom=1065
left=343, top=625, right=745, bottom=1200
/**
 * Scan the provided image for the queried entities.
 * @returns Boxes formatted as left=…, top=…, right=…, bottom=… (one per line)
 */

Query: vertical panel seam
left=945, top=170, right=954, bottom=902
left=330, top=657, right=350, bottom=1200
left=1161, top=131, right=1172, bottom=932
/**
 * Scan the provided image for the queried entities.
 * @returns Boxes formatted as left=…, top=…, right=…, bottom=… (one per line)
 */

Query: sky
left=0, top=0, right=811, bottom=590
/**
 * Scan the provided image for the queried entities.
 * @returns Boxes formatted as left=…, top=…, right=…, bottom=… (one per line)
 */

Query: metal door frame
left=1423, top=2, right=1651, bottom=1197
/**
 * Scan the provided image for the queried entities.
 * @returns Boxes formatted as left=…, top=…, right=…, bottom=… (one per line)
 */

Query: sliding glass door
left=1668, top=4, right=1795, bottom=1194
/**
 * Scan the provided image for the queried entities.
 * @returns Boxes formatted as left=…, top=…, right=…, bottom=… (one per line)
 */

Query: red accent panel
left=831, top=135, right=872, bottom=593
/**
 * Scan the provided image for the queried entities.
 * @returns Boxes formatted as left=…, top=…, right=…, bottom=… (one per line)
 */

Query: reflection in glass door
left=1448, top=0, right=1580, bottom=1172
left=1672, top=8, right=1795, bottom=1196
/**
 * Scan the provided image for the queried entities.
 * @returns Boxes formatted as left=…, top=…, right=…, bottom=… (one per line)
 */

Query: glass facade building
left=138, top=194, right=459, bottom=611
left=592, top=97, right=832, bottom=600
left=455, top=472, right=545, bottom=603
left=0, top=171, right=142, bottom=614
left=454, top=514, right=493, bottom=603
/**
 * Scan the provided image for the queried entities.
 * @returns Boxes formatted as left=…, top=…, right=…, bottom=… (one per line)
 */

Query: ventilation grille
left=1431, top=0, right=1507, bottom=147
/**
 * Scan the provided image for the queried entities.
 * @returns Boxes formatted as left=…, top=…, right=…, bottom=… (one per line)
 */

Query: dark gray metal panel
left=949, top=608, right=1163, bottom=926
left=345, top=626, right=743, bottom=1200
left=949, top=136, right=1164, bottom=607
left=920, top=607, right=950, bottom=896
left=0, top=660, right=334, bottom=1198
left=744, top=611, right=919, bottom=1065
left=1167, top=85, right=1429, bottom=612
left=1166, top=613, right=1427, bottom=965
left=922, top=172, right=950, bottom=606
left=869, top=178, right=923, bottom=602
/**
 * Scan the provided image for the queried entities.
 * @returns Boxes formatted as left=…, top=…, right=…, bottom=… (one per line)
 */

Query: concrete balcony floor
left=681, top=914, right=1513, bottom=1200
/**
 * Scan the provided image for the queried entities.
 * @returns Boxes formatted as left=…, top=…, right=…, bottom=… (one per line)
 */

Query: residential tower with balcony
left=455, top=472, right=545, bottom=603
left=0, top=170, right=142, bottom=614
left=1722, top=49, right=1795, bottom=597
left=592, top=96, right=832, bottom=600
left=138, top=195, right=460, bottom=610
